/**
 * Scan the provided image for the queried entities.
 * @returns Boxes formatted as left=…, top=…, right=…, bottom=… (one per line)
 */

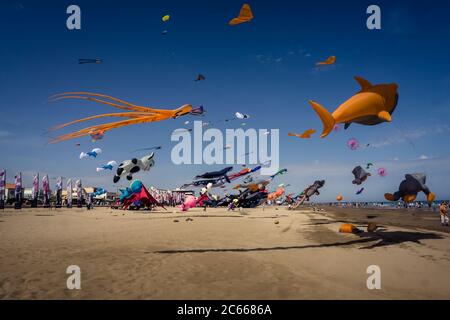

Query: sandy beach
left=1, top=206, right=450, bottom=300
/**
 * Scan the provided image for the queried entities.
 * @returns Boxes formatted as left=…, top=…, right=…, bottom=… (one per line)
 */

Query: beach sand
left=1, top=206, right=450, bottom=299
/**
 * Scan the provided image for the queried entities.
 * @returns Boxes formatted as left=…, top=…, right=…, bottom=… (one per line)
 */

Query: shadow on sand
left=357, top=230, right=444, bottom=249
left=153, top=230, right=444, bottom=254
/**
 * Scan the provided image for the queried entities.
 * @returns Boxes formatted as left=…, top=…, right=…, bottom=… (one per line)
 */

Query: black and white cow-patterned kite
left=113, top=153, right=155, bottom=183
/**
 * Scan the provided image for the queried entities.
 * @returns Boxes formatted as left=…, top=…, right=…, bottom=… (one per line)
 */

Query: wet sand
left=1, top=206, right=450, bottom=299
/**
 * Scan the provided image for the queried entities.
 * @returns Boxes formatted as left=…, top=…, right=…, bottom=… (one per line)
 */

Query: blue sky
left=0, top=0, right=449, bottom=201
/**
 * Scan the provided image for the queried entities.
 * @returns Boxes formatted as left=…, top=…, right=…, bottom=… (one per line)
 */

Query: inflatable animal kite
left=352, top=166, right=371, bottom=185
left=268, top=187, right=285, bottom=201
left=79, top=148, right=102, bottom=159
left=270, top=168, right=287, bottom=179
left=179, top=184, right=212, bottom=211
left=48, top=92, right=199, bottom=143
left=181, top=166, right=252, bottom=189
left=292, top=180, right=325, bottom=208
left=195, top=167, right=233, bottom=183
left=234, top=179, right=271, bottom=192
left=303, top=180, right=325, bottom=201
left=384, top=173, right=436, bottom=205
left=229, top=4, right=253, bottom=26
left=309, top=76, right=399, bottom=137
left=96, top=161, right=117, bottom=172
left=113, top=153, right=155, bottom=183
left=93, top=187, right=107, bottom=197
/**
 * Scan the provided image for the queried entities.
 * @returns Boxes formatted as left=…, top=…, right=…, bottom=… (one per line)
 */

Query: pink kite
left=179, top=193, right=209, bottom=212
left=378, top=168, right=387, bottom=177
left=347, top=138, right=360, bottom=151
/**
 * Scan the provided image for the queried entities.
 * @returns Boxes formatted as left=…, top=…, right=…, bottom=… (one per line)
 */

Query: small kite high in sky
left=195, top=74, right=206, bottom=81
left=162, top=15, right=170, bottom=22
left=48, top=92, right=198, bottom=143
left=316, top=56, right=336, bottom=66
left=229, top=4, right=253, bottom=26
left=288, top=129, right=316, bottom=139
left=235, top=112, right=250, bottom=119
left=309, top=76, right=399, bottom=138
left=78, top=58, right=102, bottom=64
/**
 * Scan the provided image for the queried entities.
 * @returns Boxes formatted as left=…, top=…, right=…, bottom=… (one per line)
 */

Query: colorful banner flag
left=0, top=170, right=5, bottom=209
left=66, top=178, right=72, bottom=208
left=76, top=179, right=82, bottom=208
left=32, top=173, right=39, bottom=208
left=55, top=176, right=63, bottom=208
left=14, top=172, right=22, bottom=209
left=42, top=174, right=50, bottom=207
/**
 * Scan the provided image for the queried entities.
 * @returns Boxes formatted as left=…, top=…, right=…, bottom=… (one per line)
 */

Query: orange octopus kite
left=48, top=92, right=195, bottom=143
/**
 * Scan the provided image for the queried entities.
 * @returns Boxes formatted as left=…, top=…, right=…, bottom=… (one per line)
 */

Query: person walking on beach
left=440, top=202, right=449, bottom=226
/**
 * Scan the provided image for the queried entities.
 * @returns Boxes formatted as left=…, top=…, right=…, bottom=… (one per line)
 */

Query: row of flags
left=0, top=170, right=83, bottom=209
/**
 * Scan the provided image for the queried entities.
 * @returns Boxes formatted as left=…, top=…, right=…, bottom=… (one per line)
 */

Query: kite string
left=393, top=121, right=427, bottom=173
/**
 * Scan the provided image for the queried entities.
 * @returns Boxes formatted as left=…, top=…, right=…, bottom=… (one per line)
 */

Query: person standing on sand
left=440, top=202, right=449, bottom=226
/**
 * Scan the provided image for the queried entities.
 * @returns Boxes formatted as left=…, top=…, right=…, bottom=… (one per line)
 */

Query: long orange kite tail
left=49, top=93, right=153, bottom=113
left=49, top=92, right=182, bottom=116
left=49, top=115, right=170, bottom=143
left=50, top=92, right=150, bottom=110
left=49, top=112, right=153, bottom=131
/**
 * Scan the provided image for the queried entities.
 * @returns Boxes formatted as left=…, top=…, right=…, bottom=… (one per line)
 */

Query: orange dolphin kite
left=288, top=129, right=316, bottom=139
left=48, top=92, right=194, bottom=143
left=268, top=187, right=285, bottom=201
left=316, top=56, right=336, bottom=66
left=309, top=76, right=398, bottom=138
left=229, top=4, right=253, bottom=26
